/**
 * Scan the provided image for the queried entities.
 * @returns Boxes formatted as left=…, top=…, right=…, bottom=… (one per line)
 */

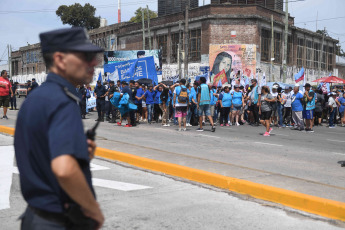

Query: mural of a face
left=219, top=57, right=232, bottom=74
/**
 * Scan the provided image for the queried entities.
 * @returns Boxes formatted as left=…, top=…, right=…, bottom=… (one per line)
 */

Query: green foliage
left=56, top=3, right=100, bottom=30
left=129, top=7, right=158, bottom=23
left=316, top=29, right=329, bottom=37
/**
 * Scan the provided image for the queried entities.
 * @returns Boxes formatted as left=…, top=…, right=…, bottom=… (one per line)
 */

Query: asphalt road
left=1, top=97, right=345, bottom=204
left=0, top=133, right=344, bottom=229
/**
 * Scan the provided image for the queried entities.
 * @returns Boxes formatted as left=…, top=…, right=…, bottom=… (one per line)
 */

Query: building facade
left=11, top=4, right=339, bottom=83
left=210, top=0, right=283, bottom=12
left=158, top=0, right=199, bottom=17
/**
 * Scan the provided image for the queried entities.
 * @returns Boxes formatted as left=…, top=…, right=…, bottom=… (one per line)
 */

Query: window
left=313, top=43, right=320, bottom=69
left=297, top=38, right=304, bottom=67
left=145, top=37, right=153, bottom=50
left=157, top=34, right=168, bottom=62
left=287, top=36, right=293, bottom=65
left=328, top=46, right=334, bottom=71
left=171, top=33, right=181, bottom=63
left=321, top=45, right=327, bottom=70
left=189, top=29, right=201, bottom=62
left=306, top=40, right=313, bottom=68
left=261, top=29, right=270, bottom=62
left=274, top=32, right=281, bottom=63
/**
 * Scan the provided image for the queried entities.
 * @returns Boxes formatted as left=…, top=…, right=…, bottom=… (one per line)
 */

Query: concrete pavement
left=0, top=133, right=344, bottom=229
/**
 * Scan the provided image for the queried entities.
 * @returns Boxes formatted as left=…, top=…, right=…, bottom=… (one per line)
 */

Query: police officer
left=129, top=80, right=137, bottom=126
left=94, top=80, right=107, bottom=122
left=107, top=80, right=119, bottom=123
left=79, top=84, right=87, bottom=119
left=14, top=27, right=104, bottom=230
left=28, top=78, right=39, bottom=93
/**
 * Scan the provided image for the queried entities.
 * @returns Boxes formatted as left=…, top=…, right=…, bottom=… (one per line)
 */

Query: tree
left=129, top=7, right=157, bottom=23
left=56, top=3, right=100, bottom=30
left=316, top=29, right=329, bottom=37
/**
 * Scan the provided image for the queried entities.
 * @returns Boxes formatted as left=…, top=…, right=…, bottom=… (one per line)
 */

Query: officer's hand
left=87, top=139, right=96, bottom=160
left=82, top=203, right=104, bottom=230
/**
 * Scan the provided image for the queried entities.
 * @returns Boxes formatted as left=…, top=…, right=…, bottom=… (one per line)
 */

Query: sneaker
left=166, top=124, right=170, bottom=127
left=263, top=132, right=270, bottom=137
left=117, top=122, right=122, bottom=126
left=182, top=128, right=187, bottom=131
left=202, top=122, right=206, bottom=126
left=163, top=124, right=168, bottom=127
left=269, top=128, right=273, bottom=134
left=124, top=124, right=132, bottom=127
left=329, top=126, right=336, bottom=129
left=2, top=115, right=8, bottom=120
left=196, top=128, right=204, bottom=132
left=211, top=126, right=216, bottom=132
left=178, top=128, right=182, bottom=132
left=319, top=123, right=323, bottom=126
left=220, top=124, right=224, bottom=127
left=225, top=124, right=230, bottom=127
left=236, top=122, right=240, bottom=126
left=186, top=123, right=192, bottom=127
left=342, top=124, right=345, bottom=127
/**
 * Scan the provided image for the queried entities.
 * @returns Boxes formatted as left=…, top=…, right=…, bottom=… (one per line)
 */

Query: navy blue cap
left=39, top=27, right=103, bottom=53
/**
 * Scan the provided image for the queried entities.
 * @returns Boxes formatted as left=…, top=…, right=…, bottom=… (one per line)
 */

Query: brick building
left=11, top=3, right=339, bottom=83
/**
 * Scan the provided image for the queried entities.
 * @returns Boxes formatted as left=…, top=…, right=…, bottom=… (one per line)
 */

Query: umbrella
left=160, top=80, right=173, bottom=86
left=312, top=76, right=345, bottom=84
left=137, top=78, right=152, bottom=86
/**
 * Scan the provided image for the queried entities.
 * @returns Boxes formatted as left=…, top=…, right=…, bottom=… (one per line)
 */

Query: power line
left=295, top=16, right=345, bottom=24
left=0, top=1, right=157, bottom=14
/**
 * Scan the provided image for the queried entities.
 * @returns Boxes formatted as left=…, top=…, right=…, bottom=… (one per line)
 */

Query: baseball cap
left=272, top=85, right=278, bottom=89
left=40, top=27, right=103, bottom=53
left=294, top=84, right=300, bottom=88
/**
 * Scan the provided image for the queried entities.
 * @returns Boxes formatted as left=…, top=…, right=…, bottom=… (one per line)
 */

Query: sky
left=0, top=0, right=344, bottom=64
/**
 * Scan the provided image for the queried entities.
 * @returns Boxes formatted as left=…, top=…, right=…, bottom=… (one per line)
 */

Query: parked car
left=17, top=84, right=28, bottom=98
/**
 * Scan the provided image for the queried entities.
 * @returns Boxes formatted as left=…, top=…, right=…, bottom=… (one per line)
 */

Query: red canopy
left=312, top=76, right=345, bottom=84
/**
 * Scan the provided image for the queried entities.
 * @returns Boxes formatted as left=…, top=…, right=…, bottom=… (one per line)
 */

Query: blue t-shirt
left=154, top=90, right=162, bottom=104
left=219, top=92, right=232, bottom=107
left=291, top=92, right=303, bottom=111
left=174, top=85, right=190, bottom=105
left=14, top=73, right=92, bottom=214
left=232, top=91, right=243, bottom=105
left=189, top=87, right=197, bottom=103
left=210, top=89, right=217, bottom=105
left=135, top=88, right=144, bottom=104
left=144, top=90, right=156, bottom=105
left=338, top=97, right=345, bottom=113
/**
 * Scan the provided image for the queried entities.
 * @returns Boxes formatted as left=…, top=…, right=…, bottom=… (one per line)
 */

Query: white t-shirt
left=282, top=91, right=292, bottom=108
left=328, top=97, right=337, bottom=108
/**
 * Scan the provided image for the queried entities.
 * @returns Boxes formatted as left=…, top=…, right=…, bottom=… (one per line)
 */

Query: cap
left=272, top=85, right=278, bottom=89
left=129, top=80, right=135, bottom=84
left=294, top=84, right=300, bottom=88
left=121, top=81, right=127, bottom=85
left=32, top=78, right=36, bottom=81
left=330, top=92, right=336, bottom=96
left=234, top=84, right=240, bottom=88
left=27, top=80, right=31, bottom=83
left=39, top=27, right=103, bottom=53
left=109, top=81, right=114, bottom=84
left=285, top=86, right=289, bottom=90
left=304, top=83, right=311, bottom=88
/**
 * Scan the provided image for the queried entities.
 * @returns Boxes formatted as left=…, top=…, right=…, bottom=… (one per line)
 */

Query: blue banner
left=104, top=56, right=158, bottom=85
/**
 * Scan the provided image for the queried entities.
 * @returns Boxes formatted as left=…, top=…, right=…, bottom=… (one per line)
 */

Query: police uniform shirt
left=14, top=72, right=93, bottom=213
left=94, top=85, right=107, bottom=100
left=30, top=81, right=39, bottom=91
left=121, top=85, right=132, bottom=100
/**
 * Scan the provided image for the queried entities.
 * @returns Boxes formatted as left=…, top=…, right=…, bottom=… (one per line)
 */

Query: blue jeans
left=329, top=108, right=335, bottom=127
left=277, top=103, right=283, bottom=126
left=147, top=104, right=154, bottom=122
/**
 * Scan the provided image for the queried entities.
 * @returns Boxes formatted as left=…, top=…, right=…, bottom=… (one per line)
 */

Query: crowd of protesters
left=85, top=76, right=345, bottom=136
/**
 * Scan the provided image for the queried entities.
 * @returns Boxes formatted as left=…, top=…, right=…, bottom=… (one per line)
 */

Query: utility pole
left=184, top=0, right=189, bottom=79
left=178, top=21, right=182, bottom=80
left=118, top=0, right=121, bottom=23
left=283, top=0, right=288, bottom=83
left=142, top=8, right=146, bottom=50
left=7, top=44, right=11, bottom=79
left=271, top=15, right=274, bottom=82
left=319, top=27, right=325, bottom=78
left=147, top=5, right=152, bottom=50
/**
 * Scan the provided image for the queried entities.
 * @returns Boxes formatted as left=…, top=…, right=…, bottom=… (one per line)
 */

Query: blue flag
left=294, top=67, right=305, bottom=83
left=98, top=72, right=103, bottom=85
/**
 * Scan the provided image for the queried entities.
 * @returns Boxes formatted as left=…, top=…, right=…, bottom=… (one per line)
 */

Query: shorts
left=232, top=104, right=242, bottom=111
left=0, top=95, right=10, bottom=107
left=314, top=111, right=322, bottom=118
left=136, top=103, right=143, bottom=114
left=340, top=112, right=344, bottom=118
left=303, top=110, right=314, bottom=120
left=260, top=111, right=271, bottom=120
left=198, top=104, right=211, bottom=116
left=175, top=106, right=187, bottom=118
left=271, top=109, right=278, bottom=117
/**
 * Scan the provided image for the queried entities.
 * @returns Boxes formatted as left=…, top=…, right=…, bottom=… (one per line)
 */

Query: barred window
left=274, top=32, right=281, bottom=63
left=261, top=29, right=270, bottom=62
left=297, top=38, right=304, bottom=67
left=157, top=35, right=168, bottom=62
left=314, top=43, right=320, bottom=69
left=189, top=29, right=201, bottom=62
left=321, top=45, right=327, bottom=70
left=171, top=33, right=181, bottom=63
left=145, top=37, right=153, bottom=50
left=306, top=40, right=313, bottom=68
left=328, top=46, right=333, bottom=71
left=287, top=36, right=293, bottom=65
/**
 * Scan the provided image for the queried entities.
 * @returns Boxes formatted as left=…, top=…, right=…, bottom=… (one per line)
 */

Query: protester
left=282, top=86, right=292, bottom=127
left=314, top=89, right=325, bottom=126
left=119, top=81, right=134, bottom=127
left=210, top=85, right=218, bottom=123
left=141, top=85, right=148, bottom=122
left=173, top=79, right=189, bottom=131
left=259, top=86, right=275, bottom=136
left=270, top=85, right=278, bottom=126
left=336, top=92, right=345, bottom=127
left=94, top=80, right=107, bottom=122
left=219, top=86, right=232, bottom=127
left=160, top=86, right=170, bottom=126
left=232, top=85, right=244, bottom=126
left=303, top=83, right=316, bottom=132
left=0, top=70, right=13, bottom=119
left=291, top=84, right=304, bottom=131
left=134, top=81, right=144, bottom=123
left=153, top=83, right=165, bottom=123
left=197, top=77, right=216, bottom=132
left=142, top=84, right=155, bottom=124
left=328, top=92, right=337, bottom=128
left=249, top=79, right=261, bottom=126
left=187, top=81, right=198, bottom=127
left=10, top=80, right=18, bottom=110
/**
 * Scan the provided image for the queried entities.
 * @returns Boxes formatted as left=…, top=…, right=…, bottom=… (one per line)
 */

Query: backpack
left=178, top=87, right=188, bottom=103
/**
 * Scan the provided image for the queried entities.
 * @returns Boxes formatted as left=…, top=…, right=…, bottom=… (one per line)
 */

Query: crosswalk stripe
left=0, top=146, right=15, bottom=210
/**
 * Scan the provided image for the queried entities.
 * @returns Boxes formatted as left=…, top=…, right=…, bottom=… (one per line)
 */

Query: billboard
left=209, top=44, right=256, bottom=85
left=104, top=50, right=162, bottom=71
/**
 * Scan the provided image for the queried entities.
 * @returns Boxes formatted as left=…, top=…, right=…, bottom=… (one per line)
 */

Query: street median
left=1, top=125, right=345, bottom=222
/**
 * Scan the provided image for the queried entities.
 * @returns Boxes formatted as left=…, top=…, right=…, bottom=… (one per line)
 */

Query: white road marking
left=90, top=163, right=110, bottom=171
left=198, top=134, right=221, bottom=139
left=92, top=178, right=152, bottom=191
left=254, top=142, right=284, bottom=147
left=332, top=152, right=345, bottom=156
left=327, top=139, right=345, bottom=143
left=326, top=131, right=342, bottom=135
left=0, top=146, right=15, bottom=210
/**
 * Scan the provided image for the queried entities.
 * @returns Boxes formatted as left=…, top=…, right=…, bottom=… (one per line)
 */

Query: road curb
left=1, top=125, right=345, bottom=222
